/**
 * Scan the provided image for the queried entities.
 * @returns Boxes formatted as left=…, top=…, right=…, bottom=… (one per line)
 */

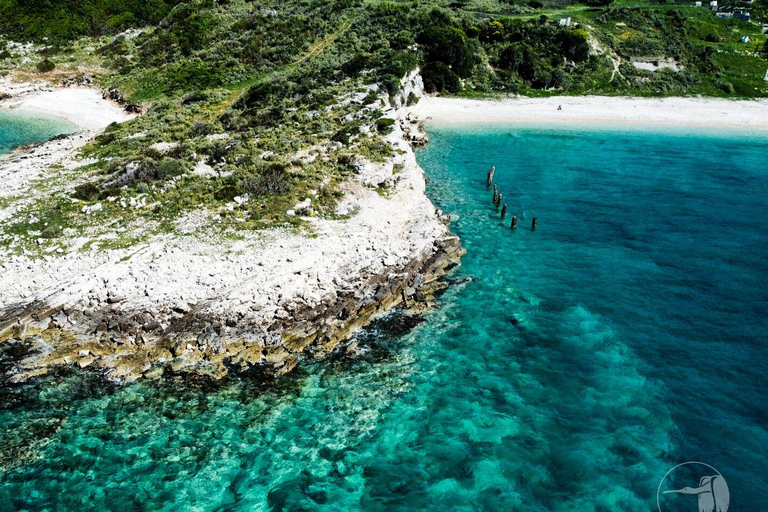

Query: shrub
left=380, top=74, right=402, bottom=96
left=247, top=165, right=291, bottom=196
left=375, top=117, right=396, bottom=134
left=716, top=79, right=734, bottom=94
left=560, top=29, right=590, bottom=63
left=498, top=42, right=537, bottom=81
left=156, top=158, right=186, bottom=180
left=182, top=90, right=208, bottom=105
left=422, top=61, right=461, bottom=93
left=40, top=225, right=62, bottom=239
left=36, top=59, right=55, bottom=73
left=331, top=128, right=352, bottom=145
left=73, top=182, right=102, bottom=201
left=418, top=25, right=480, bottom=78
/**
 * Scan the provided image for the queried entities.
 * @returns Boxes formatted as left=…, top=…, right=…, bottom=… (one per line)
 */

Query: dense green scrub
left=0, top=0, right=179, bottom=40
left=1, top=0, right=767, bottom=252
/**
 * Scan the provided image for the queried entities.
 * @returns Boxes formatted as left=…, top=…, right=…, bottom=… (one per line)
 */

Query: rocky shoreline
left=0, top=231, right=462, bottom=383
left=0, top=72, right=465, bottom=384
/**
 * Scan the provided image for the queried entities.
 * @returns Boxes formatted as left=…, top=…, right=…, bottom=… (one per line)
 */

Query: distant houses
left=559, top=17, right=571, bottom=27
left=697, top=0, right=751, bottom=21
left=733, top=11, right=751, bottom=21
left=711, top=8, right=751, bottom=21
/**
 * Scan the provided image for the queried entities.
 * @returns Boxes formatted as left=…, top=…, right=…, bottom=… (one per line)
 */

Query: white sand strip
left=412, top=96, right=768, bottom=132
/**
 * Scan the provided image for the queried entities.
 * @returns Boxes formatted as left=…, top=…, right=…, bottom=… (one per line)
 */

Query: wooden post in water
left=487, top=166, right=496, bottom=187
left=532, top=217, right=538, bottom=230
left=511, top=216, right=518, bottom=229
left=493, top=185, right=498, bottom=204
left=497, top=193, right=503, bottom=208
left=501, top=204, right=507, bottom=220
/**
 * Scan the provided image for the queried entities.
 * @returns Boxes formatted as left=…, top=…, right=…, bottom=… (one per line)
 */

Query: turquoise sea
left=0, top=110, right=75, bottom=154
left=1, top=124, right=766, bottom=511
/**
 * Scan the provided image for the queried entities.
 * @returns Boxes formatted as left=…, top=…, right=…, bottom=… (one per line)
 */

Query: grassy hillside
left=0, top=0, right=179, bottom=40
left=1, top=0, right=767, bottom=253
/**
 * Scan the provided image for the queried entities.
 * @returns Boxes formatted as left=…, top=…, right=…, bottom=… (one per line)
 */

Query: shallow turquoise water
left=0, top=110, right=75, bottom=155
left=1, top=125, right=766, bottom=511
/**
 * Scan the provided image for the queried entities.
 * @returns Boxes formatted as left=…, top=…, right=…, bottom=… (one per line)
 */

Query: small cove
left=0, top=109, right=76, bottom=156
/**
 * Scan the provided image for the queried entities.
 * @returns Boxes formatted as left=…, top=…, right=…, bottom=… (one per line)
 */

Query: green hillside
left=0, top=0, right=179, bottom=40
left=1, top=0, right=767, bottom=251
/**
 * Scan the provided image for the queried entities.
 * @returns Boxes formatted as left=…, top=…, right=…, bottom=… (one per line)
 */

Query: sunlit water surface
left=0, top=110, right=74, bottom=155
left=1, top=124, right=766, bottom=511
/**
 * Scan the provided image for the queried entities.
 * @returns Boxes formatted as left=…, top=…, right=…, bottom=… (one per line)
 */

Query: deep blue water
left=0, top=125, right=766, bottom=511
left=0, top=110, right=74, bottom=155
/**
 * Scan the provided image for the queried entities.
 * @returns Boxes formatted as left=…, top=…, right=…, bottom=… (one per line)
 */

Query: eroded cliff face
left=0, top=72, right=464, bottom=384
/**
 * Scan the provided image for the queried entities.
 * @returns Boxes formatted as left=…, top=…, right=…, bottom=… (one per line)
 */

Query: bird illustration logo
left=657, top=462, right=729, bottom=512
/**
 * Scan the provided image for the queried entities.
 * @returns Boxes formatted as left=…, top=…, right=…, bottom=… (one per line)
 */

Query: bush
left=40, top=225, right=62, bottom=239
left=380, top=74, right=402, bottom=96
left=156, top=158, right=186, bottom=180
left=73, top=182, right=102, bottom=201
left=36, top=59, right=55, bottom=73
left=247, top=165, right=291, bottom=196
left=560, top=29, right=590, bottom=63
left=418, top=25, right=480, bottom=78
left=422, top=61, right=461, bottom=93
left=331, top=128, right=352, bottom=145
left=498, top=42, right=537, bottom=81
left=182, top=90, right=208, bottom=105
left=716, top=79, right=734, bottom=94
left=375, top=117, right=396, bottom=134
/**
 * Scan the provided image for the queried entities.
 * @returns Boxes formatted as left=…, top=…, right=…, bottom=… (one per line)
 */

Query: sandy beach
left=0, top=82, right=136, bottom=223
left=412, top=95, right=768, bottom=132
left=1, top=81, right=133, bottom=132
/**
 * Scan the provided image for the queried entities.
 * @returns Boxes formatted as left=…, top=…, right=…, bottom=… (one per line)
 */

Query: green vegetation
left=35, top=58, right=55, bottom=73
left=1, top=0, right=767, bottom=252
left=0, top=0, right=179, bottom=40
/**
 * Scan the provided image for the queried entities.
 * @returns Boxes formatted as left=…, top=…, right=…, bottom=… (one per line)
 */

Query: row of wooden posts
left=487, top=166, right=536, bottom=230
